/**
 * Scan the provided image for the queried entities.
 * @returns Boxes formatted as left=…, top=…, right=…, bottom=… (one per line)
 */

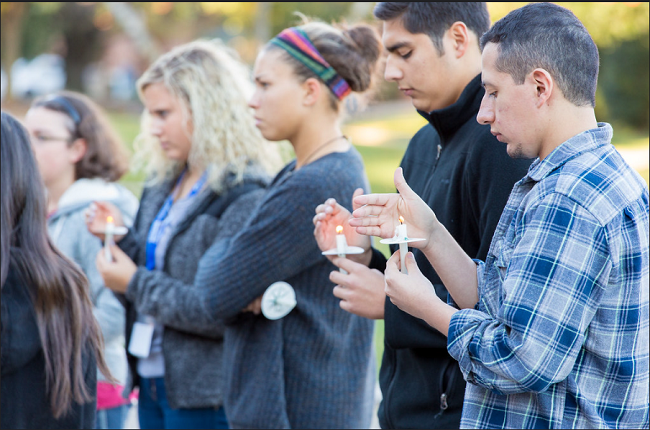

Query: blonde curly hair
left=133, top=39, right=281, bottom=192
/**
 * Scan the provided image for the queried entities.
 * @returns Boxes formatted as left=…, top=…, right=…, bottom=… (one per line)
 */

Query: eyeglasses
left=30, top=132, right=73, bottom=145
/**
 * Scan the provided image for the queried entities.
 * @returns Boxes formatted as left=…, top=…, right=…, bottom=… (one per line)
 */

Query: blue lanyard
left=145, top=169, right=208, bottom=270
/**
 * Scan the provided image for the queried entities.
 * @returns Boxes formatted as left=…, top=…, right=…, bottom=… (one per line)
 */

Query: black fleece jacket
left=372, top=74, right=532, bottom=429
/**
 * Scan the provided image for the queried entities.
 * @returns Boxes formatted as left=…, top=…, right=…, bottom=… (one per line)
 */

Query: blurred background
left=1, top=4, right=647, bottom=425
left=1, top=3, right=647, bottom=180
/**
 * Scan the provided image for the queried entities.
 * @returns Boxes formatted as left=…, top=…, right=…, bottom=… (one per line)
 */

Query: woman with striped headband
left=226, top=21, right=381, bottom=428
left=97, top=18, right=382, bottom=429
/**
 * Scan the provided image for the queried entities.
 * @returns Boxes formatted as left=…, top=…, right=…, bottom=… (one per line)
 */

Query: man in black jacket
left=314, top=3, right=531, bottom=428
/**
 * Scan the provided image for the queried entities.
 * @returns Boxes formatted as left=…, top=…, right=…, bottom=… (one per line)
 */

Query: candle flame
left=399, top=216, right=404, bottom=224
left=336, top=225, right=343, bottom=234
left=107, top=216, right=114, bottom=223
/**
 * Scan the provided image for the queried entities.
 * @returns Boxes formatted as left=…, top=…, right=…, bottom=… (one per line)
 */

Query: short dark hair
left=373, top=2, right=491, bottom=54
left=480, top=2, right=599, bottom=107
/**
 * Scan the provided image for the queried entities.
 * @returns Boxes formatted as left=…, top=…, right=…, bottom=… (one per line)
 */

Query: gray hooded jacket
left=48, top=178, right=139, bottom=384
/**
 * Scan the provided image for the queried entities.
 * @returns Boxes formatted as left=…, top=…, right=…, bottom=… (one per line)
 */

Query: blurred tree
left=487, top=2, right=649, bottom=130
left=105, top=2, right=161, bottom=63
left=1, top=2, right=27, bottom=101
left=598, top=33, right=649, bottom=130
left=3, top=1, right=647, bottom=129
left=58, top=3, right=103, bottom=91
left=2, top=2, right=104, bottom=94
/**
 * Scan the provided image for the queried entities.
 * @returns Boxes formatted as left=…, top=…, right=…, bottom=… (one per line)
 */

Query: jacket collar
left=526, top=122, right=613, bottom=183
left=417, top=73, right=483, bottom=143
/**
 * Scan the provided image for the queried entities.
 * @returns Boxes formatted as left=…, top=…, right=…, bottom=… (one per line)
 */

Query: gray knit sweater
left=127, top=148, right=376, bottom=429
left=119, top=165, right=269, bottom=409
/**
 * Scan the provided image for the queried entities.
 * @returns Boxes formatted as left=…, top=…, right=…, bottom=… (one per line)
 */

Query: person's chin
left=162, top=149, right=181, bottom=161
left=410, top=97, right=429, bottom=112
left=409, top=95, right=438, bottom=113
left=506, top=142, right=527, bottom=159
left=259, top=127, right=283, bottom=142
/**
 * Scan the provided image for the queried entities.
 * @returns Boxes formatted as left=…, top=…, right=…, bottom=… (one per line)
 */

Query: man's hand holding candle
left=350, top=167, right=439, bottom=254
left=313, top=188, right=371, bottom=266
left=353, top=166, right=480, bottom=313
left=96, top=244, right=137, bottom=294
left=383, top=250, right=456, bottom=337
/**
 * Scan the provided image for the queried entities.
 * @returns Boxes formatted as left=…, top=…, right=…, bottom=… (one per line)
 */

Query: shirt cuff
left=447, top=308, right=489, bottom=385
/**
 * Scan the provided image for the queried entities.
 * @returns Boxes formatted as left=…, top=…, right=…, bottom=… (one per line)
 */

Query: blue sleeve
left=447, top=193, right=611, bottom=394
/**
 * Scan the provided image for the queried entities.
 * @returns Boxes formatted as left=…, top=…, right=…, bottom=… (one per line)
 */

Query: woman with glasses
left=24, top=91, right=139, bottom=429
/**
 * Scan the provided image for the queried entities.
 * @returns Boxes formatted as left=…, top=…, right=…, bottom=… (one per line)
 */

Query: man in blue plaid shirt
left=349, top=3, right=649, bottom=428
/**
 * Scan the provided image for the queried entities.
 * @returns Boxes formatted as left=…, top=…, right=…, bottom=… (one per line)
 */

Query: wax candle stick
left=104, top=216, right=114, bottom=262
left=379, top=216, right=424, bottom=275
left=398, top=217, right=408, bottom=274
left=335, top=225, right=348, bottom=274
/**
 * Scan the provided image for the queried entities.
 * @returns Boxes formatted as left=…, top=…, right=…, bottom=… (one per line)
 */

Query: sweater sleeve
left=127, top=170, right=335, bottom=323
left=198, top=179, right=331, bottom=319
left=125, top=191, right=265, bottom=336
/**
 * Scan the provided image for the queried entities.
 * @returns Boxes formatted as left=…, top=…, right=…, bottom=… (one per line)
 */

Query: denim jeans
left=138, top=377, right=229, bottom=429
left=95, top=404, right=129, bottom=429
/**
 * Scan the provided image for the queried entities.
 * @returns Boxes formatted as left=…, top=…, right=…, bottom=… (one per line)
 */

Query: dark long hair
left=0, top=111, right=110, bottom=418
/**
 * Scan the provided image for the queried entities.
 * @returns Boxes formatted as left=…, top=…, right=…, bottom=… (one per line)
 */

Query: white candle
left=104, top=216, right=114, bottom=262
left=398, top=217, right=408, bottom=274
left=335, top=225, right=348, bottom=274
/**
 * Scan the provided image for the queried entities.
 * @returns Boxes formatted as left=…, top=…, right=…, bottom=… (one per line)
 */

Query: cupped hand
left=85, top=201, right=126, bottom=242
left=349, top=167, right=437, bottom=250
left=330, top=257, right=386, bottom=320
left=313, top=188, right=371, bottom=264
left=383, top=250, right=441, bottom=321
left=96, top=244, right=137, bottom=294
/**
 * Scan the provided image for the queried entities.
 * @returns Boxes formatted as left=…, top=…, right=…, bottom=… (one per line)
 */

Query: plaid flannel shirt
left=447, top=123, right=649, bottom=429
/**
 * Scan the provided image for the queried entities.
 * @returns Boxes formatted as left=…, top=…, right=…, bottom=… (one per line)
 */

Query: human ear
left=302, top=77, right=322, bottom=107
left=447, top=21, right=470, bottom=58
left=69, top=137, right=87, bottom=164
left=531, top=68, right=554, bottom=107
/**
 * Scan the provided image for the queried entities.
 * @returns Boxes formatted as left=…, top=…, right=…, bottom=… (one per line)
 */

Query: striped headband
left=270, top=27, right=352, bottom=100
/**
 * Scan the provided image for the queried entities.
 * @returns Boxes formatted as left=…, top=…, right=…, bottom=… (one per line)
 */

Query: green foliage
left=487, top=2, right=650, bottom=131
left=598, top=35, right=650, bottom=130
left=268, top=2, right=354, bottom=35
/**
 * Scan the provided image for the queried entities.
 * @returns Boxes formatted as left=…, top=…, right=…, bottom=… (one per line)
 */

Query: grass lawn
left=108, top=107, right=649, bottom=370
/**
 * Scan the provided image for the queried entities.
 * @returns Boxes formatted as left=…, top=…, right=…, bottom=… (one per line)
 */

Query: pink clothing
left=96, top=382, right=129, bottom=410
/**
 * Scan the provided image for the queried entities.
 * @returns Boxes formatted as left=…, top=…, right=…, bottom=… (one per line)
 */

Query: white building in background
left=10, top=53, right=66, bottom=99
